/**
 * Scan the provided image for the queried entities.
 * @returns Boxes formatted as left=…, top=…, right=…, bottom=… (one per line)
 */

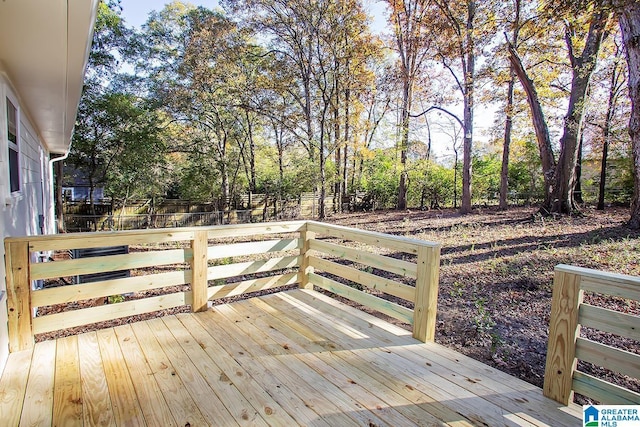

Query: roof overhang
left=0, top=0, right=99, bottom=154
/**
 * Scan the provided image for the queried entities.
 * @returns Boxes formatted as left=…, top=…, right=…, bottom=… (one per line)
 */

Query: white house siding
left=0, top=77, right=56, bottom=370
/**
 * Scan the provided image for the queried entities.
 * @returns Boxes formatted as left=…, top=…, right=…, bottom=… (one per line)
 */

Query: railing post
left=413, top=245, right=440, bottom=342
left=543, top=267, right=583, bottom=405
left=191, top=230, right=209, bottom=312
left=5, top=240, right=33, bottom=351
left=298, top=225, right=316, bottom=290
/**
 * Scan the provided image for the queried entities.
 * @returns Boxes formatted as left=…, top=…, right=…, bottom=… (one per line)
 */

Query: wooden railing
left=543, top=264, right=640, bottom=405
left=4, top=221, right=440, bottom=352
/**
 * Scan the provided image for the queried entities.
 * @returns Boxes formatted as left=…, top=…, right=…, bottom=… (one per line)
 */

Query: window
left=6, top=97, right=19, bottom=193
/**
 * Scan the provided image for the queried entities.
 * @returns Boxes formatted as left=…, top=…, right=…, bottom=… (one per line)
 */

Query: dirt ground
left=327, top=206, right=640, bottom=400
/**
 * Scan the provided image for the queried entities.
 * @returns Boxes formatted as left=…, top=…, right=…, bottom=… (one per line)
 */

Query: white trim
left=6, top=95, right=20, bottom=192
left=4, top=88, right=22, bottom=204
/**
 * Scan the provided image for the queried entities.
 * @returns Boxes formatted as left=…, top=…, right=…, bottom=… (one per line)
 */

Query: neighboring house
left=63, top=185, right=106, bottom=203
left=63, top=161, right=107, bottom=203
left=0, top=0, right=98, bottom=370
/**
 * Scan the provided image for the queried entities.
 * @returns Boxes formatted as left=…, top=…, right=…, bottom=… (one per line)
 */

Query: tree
left=426, top=114, right=464, bottom=208
left=140, top=6, right=259, bottom=208
left=589, top=34, right=628, bottom=209
left=550, top=10, right=610, bottom=213
left=431, top=0, right=482, bottom=214
left=70, top=91, right=166, bottom=223
left=224, top=0, right=379, bottom=218
left=66, top=1, right=136, bottom=220
left=508, top=6, right=610, bottom=214
left=499, top=0, right=523, bottom=210
left=387, top=0, right=433, bottom=210
left=616, top=2, right=640, bottom=227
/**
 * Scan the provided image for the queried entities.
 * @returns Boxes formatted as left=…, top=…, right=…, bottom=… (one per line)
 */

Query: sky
left=120, top=0, right=216, bottom=28
left=119, top=0, right=388, bottom=31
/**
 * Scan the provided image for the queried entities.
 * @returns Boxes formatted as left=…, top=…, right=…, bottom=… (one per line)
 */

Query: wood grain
left=19, top=340, right=55, bottom=427
left=309, top=272, right=414, bottom=324
left=77, top=332, right=115, bottom=426
left=3, top=290, right=583, bottom=426
left=96, top=328, right=146, bottom=426
left=413, top=245, right=440, bottom=342
left=0, top=349, right=32, bottom=425
left=53, top=336, right=83, bottom=426
left=31, top=270, right=192, bottom=307
left=306, top=220, right=438, bottom=253
left=30, top=248, right=191, bottom=281
left=309, top=238, right=418, bottom=278
left=191, top=230, right=209, bottom=312
left=543, top=270, right=583, bottom=405
left=208, top=238, right=301, bottom=260
left=5, top=241, right=32, bottom=351
left=114, top=325, right=177, bottom=426
left=308, top=255, right=414, bottom=301
left=32, top=292, right=188, bottom=334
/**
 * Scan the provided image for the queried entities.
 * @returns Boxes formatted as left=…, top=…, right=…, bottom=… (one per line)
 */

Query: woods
left=66, top=0, right=640, bottom=226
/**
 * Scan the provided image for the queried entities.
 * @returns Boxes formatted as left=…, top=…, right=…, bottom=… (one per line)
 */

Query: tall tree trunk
left=460, top=0, right=476, bottom=214
left=548, top=11, right=608, bottom=214
left=425, top=116, right=432, bottom=161
left=618, top=3, right=640, bottom=228
left=398, top=78, right=411, bottom=210
left=221, top=165, right=229, bottom=211
left=319, top=112, right=327, bottom=219
left=334, top=88, right=341, bottom=213
left=343, top=84, right=350, bottom=202
left=597, top=57, right=620, bottom=210
left=597, top=130, right=610, bottom=210
left=573, top=133, right=584, bottom=205
left=276, top=127, right=285, bottom=196
left=88, top=175, right=97, bottom=232
left=319, top=150, right=326, bottom=220
left=499, top=0, right=521, bottom=210
left=507, top=44, right=556, bottom=202
left=453, top=146, right=459, bottom=209
left=500, top=72, right=515, bottom=210
left=220, top=153, right=229, bottom=212
left=247, top=112, right=257, bottom=196
left=304, top=72, right=314, bottom=159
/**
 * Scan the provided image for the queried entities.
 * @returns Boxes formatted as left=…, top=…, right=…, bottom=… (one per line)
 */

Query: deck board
left=0, top=289, right=582, bottom=426
left=129, top=320, right=209, bottom=426
left=114, top=325, right=176, bottom=427
left=215, top=302, right=402, bottom=427
left=96, top=328, right=146, bottom=426
left=146, top=317, right=242, bottom=427
left=0, top=348, right=32, bottom=426
left=196, top=310, right=340, bottom=426
left=78, top=332, right=115, bottom=427
left=268, top=292, right=539, bottom=427
left=160, top=316, right=269, bottom=427
left=19, top=340, right=55, bottom=427
left=175, top=313, right=298, bottom=427
left=53, top=335, right=82, bottom=426
left=246, top=296, right=472, bottom=427
left=291, top=289, right=582, bottom=423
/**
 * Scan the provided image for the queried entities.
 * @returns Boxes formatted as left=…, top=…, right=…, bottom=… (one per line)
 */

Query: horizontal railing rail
left=304, top=221, right=440, bottom=342
left=4, top=220, right=441, bottom=352
left=543, top=265, right=640, bottom=405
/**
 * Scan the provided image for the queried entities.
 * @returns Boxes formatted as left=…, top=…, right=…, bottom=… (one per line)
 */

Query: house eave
left=0, top=0, right=99, bottom=154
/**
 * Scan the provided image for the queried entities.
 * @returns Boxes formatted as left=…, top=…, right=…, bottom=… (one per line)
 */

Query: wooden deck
left=0, top=289, right=581, bottom=426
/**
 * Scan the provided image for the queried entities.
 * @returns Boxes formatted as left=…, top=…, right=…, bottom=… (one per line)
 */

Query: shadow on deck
left=0, top=289, right=580, bottom=426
